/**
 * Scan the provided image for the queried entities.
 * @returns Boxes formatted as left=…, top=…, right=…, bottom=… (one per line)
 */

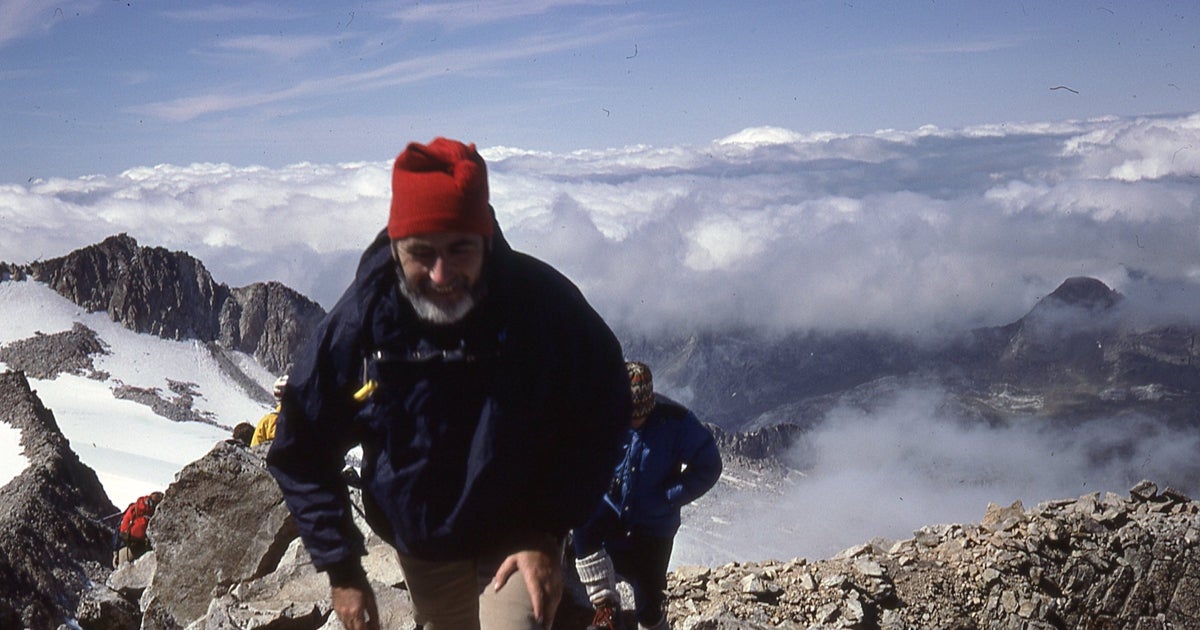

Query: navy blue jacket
left=267, top=228, right=630, bottom=568
left=604, top=395, right=722, bottom=538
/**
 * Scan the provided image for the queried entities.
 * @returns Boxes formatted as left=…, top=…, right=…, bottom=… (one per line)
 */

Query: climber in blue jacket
left=267, top=138, right=629, bottom=630
left=574, top=361, right=723, bottom=630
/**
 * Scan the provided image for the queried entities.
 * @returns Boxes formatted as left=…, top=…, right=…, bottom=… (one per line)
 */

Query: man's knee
left=478, top=571, right=541, bottom=630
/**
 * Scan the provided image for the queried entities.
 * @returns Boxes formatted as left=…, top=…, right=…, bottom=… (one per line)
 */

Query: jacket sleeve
left=266, top=306, right=367, bottom=572
left=546, top=328, right=629, bottom=535
left=119, top=504, right=134, bottom=536
left=513, top=263, right=631, bottom=544
left=665, top=413, right=723, bottom=509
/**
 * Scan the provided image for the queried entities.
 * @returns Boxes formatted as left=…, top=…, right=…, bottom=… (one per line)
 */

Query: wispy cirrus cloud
left=159, top=2, right=307, bottom=23
left=214, top=33, right=336, bottom=60
left=0, top=0, right=97, bottom=48
left=894, top=37, right=1026, bottom=55
left=389, top=0, right=628, bottom=28
left=128, top=15, right=643, bottom=121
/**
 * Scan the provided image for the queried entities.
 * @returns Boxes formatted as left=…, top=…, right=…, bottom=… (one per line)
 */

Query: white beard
left=398, top=277, right=477, bottom=324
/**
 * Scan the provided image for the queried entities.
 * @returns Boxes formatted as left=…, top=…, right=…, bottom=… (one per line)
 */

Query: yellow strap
left=352, top=380, right=378, bottom=402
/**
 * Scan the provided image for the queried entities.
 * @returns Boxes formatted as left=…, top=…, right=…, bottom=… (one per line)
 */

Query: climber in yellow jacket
left=251, top=376, right=288, bottom=447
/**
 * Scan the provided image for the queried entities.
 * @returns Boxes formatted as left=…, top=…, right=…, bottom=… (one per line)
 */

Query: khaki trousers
left=398, top=551, right=545, bottom=630
left=117, top=539, right=150, bottom=566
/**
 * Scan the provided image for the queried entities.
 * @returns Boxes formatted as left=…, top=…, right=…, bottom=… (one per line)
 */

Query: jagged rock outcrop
left=0, top=371, right=117, bottom=629
left=219, top=281, right=324, bottom=374
left=28, top=234, right=230, bottom=342
left=0, top=322, right=109, bottom=380
left=2, top=234, right=325, bottom=375
left=709, top=422, right=805, bottom=463
left=108, top=440, right=422, bottom=629
left=664, top=481, right=1200, bottom=629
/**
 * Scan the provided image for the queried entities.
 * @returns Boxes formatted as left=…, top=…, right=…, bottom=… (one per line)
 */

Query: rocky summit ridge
left=663, top=479, right=1200, bottom=629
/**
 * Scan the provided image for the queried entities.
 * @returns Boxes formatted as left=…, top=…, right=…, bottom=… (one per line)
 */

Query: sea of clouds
left=2, top=112, right=1198, bottom=337
left=672, top=386, right=1200, bottom=566
left=2, top=113, right=1200, bottom=564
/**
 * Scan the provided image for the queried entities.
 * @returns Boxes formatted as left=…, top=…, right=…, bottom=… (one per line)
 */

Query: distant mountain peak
left=1042, top=276, right=1122, bottom=311
left=1, top=234, right=327, bottom=376
left=100, top=232, right=138, bottom=249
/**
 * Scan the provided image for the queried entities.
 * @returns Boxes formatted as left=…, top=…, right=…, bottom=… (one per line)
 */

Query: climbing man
left=115, top=490, right=164, bottom=567
left=574, top=361, right=723, bottom=630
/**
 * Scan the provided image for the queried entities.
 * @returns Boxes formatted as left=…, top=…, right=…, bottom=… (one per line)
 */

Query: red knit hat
left=388, top=137, right=493, bottom=240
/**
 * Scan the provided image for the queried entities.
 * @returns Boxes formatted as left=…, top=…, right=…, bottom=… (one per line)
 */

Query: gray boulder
left=139, top=441, right=298, bottom=628
left=76, top=581, right=141, bottom=630
left=134, top=440, right=414, bottom=629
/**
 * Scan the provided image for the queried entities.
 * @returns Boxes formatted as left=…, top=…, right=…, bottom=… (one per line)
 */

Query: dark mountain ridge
left=624, top=276, right=1199, bottom=436
left=0, top=234, right=325, bottom=379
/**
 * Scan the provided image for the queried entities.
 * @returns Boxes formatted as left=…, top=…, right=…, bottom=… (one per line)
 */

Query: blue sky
left=2, top=1, right=1198, bottom=183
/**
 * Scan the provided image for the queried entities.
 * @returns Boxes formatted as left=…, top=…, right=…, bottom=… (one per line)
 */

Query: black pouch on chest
left=361, top=328, right=502, bottom=446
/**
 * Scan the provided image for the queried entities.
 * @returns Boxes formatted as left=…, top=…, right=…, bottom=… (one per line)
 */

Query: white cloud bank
left=2, top=113, right=1199, bottom=336
left=672, top=386, right=1200, bottom=567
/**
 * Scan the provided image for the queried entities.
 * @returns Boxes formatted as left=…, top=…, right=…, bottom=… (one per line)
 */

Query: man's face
left=391, top=232, right=486, bottom=324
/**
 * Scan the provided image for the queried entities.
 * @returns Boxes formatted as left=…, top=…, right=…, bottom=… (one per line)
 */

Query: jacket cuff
left=506, top=529, right=563, bottom=556
left=323, top=558, right=368, bottom=588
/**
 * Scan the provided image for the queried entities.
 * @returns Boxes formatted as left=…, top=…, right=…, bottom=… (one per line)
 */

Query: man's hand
left=493, top=545, right=564, bottom=629
left=331, top=583, right=381, bottom=630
